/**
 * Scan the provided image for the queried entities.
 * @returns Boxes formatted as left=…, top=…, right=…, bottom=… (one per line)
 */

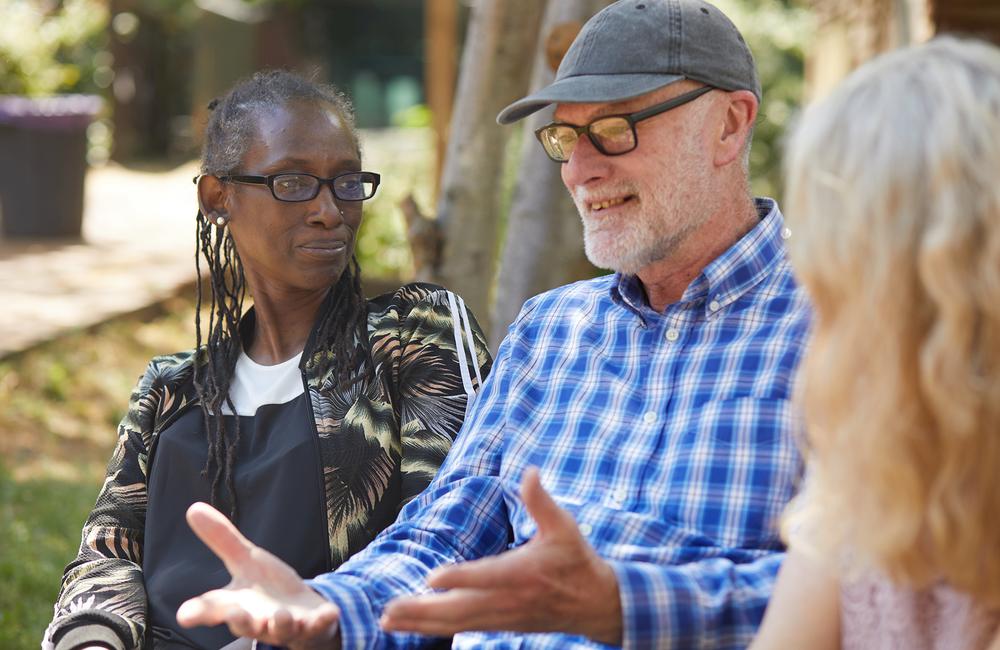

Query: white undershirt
left=221, top=350, right=305, bottom=416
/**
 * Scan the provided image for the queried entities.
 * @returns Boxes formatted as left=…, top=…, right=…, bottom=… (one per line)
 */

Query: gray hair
left=201, top=69, right=358, bottom=175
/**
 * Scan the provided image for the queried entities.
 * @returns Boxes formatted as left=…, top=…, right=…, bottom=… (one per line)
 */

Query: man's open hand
left=380, top=467, right=623, bottom=645
left=176, top=502, right=340, bottom=650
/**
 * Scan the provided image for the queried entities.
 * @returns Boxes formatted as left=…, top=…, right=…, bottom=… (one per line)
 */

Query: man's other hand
left=381, top=467, right=623, bottom=645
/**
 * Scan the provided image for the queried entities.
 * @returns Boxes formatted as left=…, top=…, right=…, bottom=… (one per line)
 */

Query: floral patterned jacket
left=44, top=283, right=492, bottom=650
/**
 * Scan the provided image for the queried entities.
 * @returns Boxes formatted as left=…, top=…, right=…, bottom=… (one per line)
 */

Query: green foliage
left=0, top=0, right=286, bottom=96
left=712, top=0, right=814, bottom=202
left=355, top=127, right=437, bottom=279
left=390, top=103, right=432, bottom=129
left=42, top=361, right=71, bottom=402
left=0, top=468, right=100, bottom=650
left=0, top=0, right=109, bottom=96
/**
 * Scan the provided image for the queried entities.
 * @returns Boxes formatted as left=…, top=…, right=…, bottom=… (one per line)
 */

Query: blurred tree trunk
left=806, top=0, right=1000, bottom=101
left=432, top=0, right=546, bottom=336
left=425, top=0, right=458, bottom=202
left=109, top=0, right=191, bottom=160
left=488, top=0, right=611, bottom=349
left=805, top=0, right=931, bottom=99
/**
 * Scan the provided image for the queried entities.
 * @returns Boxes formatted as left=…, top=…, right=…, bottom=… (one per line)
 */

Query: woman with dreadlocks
left=44, top=70, right=492, bottom=650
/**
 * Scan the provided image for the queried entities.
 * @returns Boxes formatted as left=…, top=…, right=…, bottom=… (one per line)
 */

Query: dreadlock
left=194, top=70, right=371, bottom=520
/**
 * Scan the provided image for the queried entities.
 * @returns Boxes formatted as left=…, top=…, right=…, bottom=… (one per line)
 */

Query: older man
left=177, top=1, right=810, bottom=647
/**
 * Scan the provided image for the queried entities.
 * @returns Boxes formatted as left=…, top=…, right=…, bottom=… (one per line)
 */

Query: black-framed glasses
left=534, top=86, right=714, bottom=163
left=216, top=171, right=381, bottom=202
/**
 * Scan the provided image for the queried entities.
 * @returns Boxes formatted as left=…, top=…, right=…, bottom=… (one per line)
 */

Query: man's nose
left=560, top=134, right=612, bottom=190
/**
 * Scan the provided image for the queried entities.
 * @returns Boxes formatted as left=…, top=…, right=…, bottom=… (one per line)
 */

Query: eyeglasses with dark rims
left=534, top=86, right=714, bottom=163
left=213, top=171, right=381, bottom=202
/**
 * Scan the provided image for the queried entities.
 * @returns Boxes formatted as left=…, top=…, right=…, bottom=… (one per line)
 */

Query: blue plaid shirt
left=309, top=198, right=811, bottom=649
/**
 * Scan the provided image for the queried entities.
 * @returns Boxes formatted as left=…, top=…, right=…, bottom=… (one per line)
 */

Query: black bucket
left=0, top=95, right=102, bottom=239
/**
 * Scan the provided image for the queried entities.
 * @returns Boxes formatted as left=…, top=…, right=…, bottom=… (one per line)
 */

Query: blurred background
left=0, top=0, right=996, bottom=647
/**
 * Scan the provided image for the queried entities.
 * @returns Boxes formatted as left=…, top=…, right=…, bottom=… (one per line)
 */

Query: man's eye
left=592, top=119, right=630, bottom=139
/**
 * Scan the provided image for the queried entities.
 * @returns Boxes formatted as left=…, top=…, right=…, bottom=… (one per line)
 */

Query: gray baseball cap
left=497, top=0, right=761, bottom=125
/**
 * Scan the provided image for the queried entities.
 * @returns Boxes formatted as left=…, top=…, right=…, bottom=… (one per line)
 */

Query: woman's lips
left=299, top=240, right=347, bottom=258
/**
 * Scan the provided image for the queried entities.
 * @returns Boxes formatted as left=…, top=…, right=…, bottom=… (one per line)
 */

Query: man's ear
left=714, top=90, right=758, bottom=167
left=197, top=174, right=228, bottom=221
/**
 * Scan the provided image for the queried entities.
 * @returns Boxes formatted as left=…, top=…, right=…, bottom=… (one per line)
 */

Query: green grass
left=0, top=293, right=200, bottom=649
left=0, top=467, right=101, bottom=649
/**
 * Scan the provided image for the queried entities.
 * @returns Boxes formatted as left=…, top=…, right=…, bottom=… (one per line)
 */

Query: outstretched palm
left=176, top=502, right=341, bottom=649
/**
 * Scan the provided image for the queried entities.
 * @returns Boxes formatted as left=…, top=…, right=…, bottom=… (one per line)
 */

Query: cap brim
left=497, top=72, right=685, bottom=124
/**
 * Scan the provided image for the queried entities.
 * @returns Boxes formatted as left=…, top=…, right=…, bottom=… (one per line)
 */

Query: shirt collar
left=610, top=198, right=788, bottom=321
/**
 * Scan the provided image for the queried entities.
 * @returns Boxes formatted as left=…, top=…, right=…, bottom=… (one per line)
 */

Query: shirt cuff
left=52, top=623, right=126, bottom=650
left=607, top=559, right=673, bottom=649
left=307, top=574, right=382, bottom=650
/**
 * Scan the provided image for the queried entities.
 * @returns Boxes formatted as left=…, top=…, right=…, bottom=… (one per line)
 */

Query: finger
left=177, top=589, right=247, bottom=628
left=520, top=467, right=577, bottom=539
left=426, top=551, right=530, bottom=591
left=186, top=502, right=253, bottom=576
left=380, top=613, right=460, bottom=638
left=265, top=608, right=295, bottom=641
left=299, top=604, right=341, bottom=640
left=383, top=588, right=532, bottom=636
left=224, top=603, right=338, bottom=647
left=224, top=604, right=268, bottom=640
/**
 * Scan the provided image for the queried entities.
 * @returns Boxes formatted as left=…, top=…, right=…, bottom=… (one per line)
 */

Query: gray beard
left=580, top=216, right=695, bottom=275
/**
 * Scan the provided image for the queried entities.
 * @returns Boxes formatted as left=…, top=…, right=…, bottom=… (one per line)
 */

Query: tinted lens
left=589, top=117, right=635, bottom=155
left=537, top=125, right=579, bottom=162
left=334, top=172, right=378, bottom=201
left=272, top=174, right=319, bottom=201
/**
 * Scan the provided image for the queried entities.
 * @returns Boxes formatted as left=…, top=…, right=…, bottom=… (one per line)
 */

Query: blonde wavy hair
left=782, top=36, right=1000, bottom=605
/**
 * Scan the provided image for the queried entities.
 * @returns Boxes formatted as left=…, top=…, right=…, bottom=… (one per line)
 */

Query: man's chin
left=583, top=244, right=644, bottom=276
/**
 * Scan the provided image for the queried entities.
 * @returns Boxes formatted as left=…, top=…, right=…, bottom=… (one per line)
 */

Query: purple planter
left=0, top=95, right=103, bottom=239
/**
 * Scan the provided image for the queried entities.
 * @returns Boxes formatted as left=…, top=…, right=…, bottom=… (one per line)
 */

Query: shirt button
left=579, top=522, right=593, bottom=536
left=643, top=411, right=657, bottom=424
left=708, top=300, right=721, bottom=312
left=665, top=328, right=680, bottom=342
left=781, top=227, right=792, bottom=240
left=613, top=488, right=628, bottom=502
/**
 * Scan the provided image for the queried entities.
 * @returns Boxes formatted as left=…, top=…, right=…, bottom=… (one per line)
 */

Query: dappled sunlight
left=0, top=295, right=200, bottom=480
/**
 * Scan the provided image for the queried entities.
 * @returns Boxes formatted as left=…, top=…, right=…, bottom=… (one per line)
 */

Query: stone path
left=0, top=161, right=200, bottom=358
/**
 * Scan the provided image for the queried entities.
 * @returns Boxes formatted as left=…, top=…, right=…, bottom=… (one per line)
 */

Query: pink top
left=841, top=572, right=1000, bottom=650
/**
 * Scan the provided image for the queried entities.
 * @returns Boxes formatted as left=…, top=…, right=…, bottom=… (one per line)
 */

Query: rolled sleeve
left=308, top=574, right=382, bottom=650
left=610, top=552, right=784, bottom=649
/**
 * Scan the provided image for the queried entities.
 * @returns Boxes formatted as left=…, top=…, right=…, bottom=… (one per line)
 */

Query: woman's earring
left=215, top=214, right=228, bottom=227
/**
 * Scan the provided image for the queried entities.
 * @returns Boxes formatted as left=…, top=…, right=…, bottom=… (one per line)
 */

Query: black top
left=143, top=395, right=328, bottom=649
left=48, top=284, right=493, bottom=650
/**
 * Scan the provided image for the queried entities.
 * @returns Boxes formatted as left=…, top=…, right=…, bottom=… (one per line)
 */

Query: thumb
left=186, top=501, right=253, bottom=576
left=521, top=467, right=577, bottom=540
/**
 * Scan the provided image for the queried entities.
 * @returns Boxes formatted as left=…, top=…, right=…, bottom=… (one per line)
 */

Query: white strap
left=457, top=294, right=483, bottom=387
left=448, top=291, right=476, bottom=399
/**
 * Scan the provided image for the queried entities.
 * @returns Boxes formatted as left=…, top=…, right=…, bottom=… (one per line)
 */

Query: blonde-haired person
left=751, top=36, right=1000, bottom=649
